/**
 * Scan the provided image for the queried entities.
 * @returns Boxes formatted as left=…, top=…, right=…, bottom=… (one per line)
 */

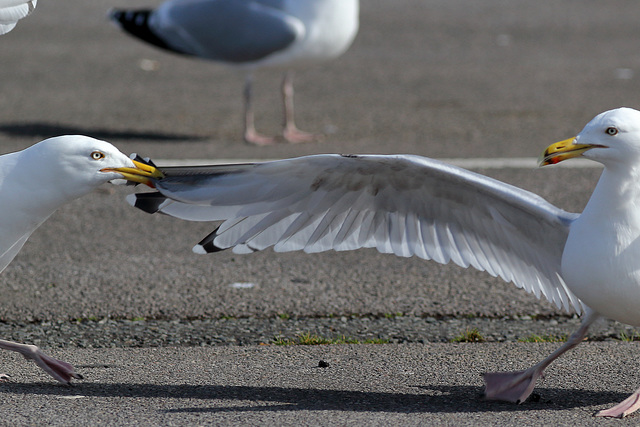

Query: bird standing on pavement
left=109, top=0, right=360, bottom=145
left=129, top=107, right=640, bottom=417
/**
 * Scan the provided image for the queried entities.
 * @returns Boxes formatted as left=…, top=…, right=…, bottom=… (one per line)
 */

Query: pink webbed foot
left=0, top=340, right=82, bottom=384
left=29, top=349, right=83, bottom=384
left=483, top=368, right=544, bottom=404
left=596, top=389, right=640, bottom=418
left=282, top=126, right=323, bottom=144
left=244, top=129, right=277, bottom=146
left=483, top=312, right=598, bottom=409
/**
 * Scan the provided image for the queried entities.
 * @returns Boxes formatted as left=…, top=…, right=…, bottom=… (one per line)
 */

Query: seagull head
left=539, top=107, right=640, bottom=167
left=25, top=135, right=163, bottom=195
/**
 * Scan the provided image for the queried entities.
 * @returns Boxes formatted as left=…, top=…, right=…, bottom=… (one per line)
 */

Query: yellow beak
left=102, top=159, right=164, bottom=187
left=538, top=137, right=598, bottom=166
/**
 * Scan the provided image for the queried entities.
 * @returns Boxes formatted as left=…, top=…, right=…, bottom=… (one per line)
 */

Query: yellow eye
left=91, top=151, right=105, bottom=160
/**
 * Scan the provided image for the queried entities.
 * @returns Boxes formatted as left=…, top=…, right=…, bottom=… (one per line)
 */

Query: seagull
left=128, top=107, right=640, bottom=417
left=0, top=0, right=36, bottom=35
left=0, top=135, right=162, bottom=384
left=109, top=0, right=360, bottom=145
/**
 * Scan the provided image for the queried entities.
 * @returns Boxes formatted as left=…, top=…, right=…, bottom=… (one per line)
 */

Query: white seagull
left=0, top=136, right=162, bottom=384
left=109, top=0, right=359, bottom=145
left=129, top=107, right=640, bottom=417
left=0, top=0, right=36, bottom=35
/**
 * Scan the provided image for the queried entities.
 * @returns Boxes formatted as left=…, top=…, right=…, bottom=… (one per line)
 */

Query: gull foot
left=596, top=390, right=640, bottom=418
left=0, top=340, right=83, bottom=384
left=483, top=369, right=543, bottom=403
left=20, top=345, right=83, bottom=384
left=282, top=126, right=322, bottom=144
left=244, top=129, right=276, bottom=146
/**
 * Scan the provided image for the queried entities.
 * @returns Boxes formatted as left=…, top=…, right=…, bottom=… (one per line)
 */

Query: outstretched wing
left=129, top=154, right=583, bottom=313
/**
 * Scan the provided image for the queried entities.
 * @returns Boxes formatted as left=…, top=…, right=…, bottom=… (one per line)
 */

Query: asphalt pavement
left=2, top=343, right=640, bottom=426
left=3, top=0, right=640, bottom=424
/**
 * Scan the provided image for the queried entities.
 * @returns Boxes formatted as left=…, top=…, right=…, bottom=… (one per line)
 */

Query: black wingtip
left=133, top=192, right=167, bottom=214
left=130, top=153, right=158, bottom=168
left=196, top=227, right=227, bottom=254
left=127, top=154, right=161, bottom=187
left=110, top=9, right=185, bottom=55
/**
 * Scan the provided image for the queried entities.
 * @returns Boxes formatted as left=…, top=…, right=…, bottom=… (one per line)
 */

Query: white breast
left=259, top=0, right=359, bottom=67
left=562, top=170, right=640, bottom=325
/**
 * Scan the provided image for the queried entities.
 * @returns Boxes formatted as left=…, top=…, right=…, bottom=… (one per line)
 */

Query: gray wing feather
left=130, top=154, right=582, bottom=313
left=153, top=0, right=299, bottom=62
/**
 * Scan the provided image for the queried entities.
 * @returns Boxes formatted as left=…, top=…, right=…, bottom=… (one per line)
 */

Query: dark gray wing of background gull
left=0, top=136, right=161, bottom=384
left=109, top=0, right=359, bottom=145
left=128, top=107, right=640, bottom=418
left=0, top=0, right=36, bottom=35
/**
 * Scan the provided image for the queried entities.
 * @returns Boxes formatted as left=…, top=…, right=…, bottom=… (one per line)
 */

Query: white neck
left=581, top=164, right=640, bottom=225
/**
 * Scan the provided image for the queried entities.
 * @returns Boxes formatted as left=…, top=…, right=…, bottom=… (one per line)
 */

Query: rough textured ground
left=1, top=316, right=638, bottom=350
left=3, top=344, right=640, bottom=426
left=3, top=0, right=640, bottom=424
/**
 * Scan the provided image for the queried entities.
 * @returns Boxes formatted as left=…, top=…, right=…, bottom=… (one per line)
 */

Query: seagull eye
left=605, top=127, right=618, bottom=136
left=91, top=151, right=105, bottom=160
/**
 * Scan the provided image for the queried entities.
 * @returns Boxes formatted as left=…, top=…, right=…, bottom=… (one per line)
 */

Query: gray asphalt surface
left=3, top=0, right=640, bottom=424
left=2, top=343, right=640, bottom=426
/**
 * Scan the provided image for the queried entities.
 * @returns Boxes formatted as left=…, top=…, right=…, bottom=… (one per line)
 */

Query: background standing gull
left=0, top=135, right=161, bottom=384
left=129, top=107, right=640, bottom=417
left=109, top=0, right=360, bottom=145
left=0, top=0, right=36, bottom=35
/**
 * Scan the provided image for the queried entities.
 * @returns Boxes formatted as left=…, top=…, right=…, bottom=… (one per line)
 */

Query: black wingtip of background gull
left=109, top=9, right=189, bottom=56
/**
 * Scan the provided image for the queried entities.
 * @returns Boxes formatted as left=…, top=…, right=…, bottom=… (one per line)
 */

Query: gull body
left=0, top=136, right=161, bottom=384
left=109, top=0, right=359, bottom=144
left=0, top=0, right=36, bottom=35
left=130, top=107, right=640, bottom=417
left=561, top=111, right=640, bottom=326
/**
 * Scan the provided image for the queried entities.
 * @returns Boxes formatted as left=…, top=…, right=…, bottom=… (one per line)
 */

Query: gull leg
left=281, top=71, right=322, bottom=144
left=484, top=310, right=599, bottom=404
left=0, top=339, right=82, bottom=384
left=243, top=74, right=276, bottom=146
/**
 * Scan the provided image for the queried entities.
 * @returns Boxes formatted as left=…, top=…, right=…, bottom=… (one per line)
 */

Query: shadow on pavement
left=0, top=382, right=627, bottom=414
left=0, top=122, right=206, bottom=142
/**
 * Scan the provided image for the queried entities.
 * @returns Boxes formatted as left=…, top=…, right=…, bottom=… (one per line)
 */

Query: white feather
left=0, top=0, right=36, bottom=35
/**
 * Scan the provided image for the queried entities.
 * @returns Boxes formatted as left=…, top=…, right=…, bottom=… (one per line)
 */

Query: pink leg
left=0, top=339, right=82, bottom=384
left=281, top=71, right=322, bottom=144
left=243, top=74, right=276, bottom=146
left=483, top=310, right=598, bottom=404
left=596, top=386, right=640, bottom=418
